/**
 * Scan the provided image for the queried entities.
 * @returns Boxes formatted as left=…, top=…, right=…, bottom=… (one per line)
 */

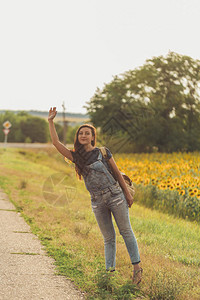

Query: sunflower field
left=115, top=152, right=200, bottom=222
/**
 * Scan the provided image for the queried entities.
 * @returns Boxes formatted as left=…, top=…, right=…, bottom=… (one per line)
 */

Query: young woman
left=48, top=107, right=143, bottom=284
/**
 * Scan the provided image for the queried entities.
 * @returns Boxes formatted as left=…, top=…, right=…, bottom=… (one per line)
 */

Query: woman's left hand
left=48, top=107, right=57, bottom=121
left=125, top=194, right=134, bottom=208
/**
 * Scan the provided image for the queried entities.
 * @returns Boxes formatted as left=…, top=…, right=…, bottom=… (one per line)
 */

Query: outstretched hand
left=48, top=107, right=57, bottom=121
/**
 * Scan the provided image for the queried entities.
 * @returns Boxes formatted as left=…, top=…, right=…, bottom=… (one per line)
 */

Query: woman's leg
left=109, top=193, right=143, bottom=283
left=108, top=193, right=140, bottom=265
left=92, top=200, right=116, bottom=271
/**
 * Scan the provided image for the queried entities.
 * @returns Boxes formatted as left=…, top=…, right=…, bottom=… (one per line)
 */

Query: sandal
left=132, top=267, right=143, bottom=285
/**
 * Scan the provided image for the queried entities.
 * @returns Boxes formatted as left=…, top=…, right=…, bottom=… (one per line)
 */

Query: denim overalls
left=82, top=150, right=140, bottom=270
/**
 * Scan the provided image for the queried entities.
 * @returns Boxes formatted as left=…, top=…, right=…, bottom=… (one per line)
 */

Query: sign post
left=3, top=121, right=12, bottom=144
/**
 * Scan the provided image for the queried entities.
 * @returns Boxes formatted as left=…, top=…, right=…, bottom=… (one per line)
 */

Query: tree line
left=0, top=111, right=78, bottom=144
left=85, top=52, right=200, bottom=153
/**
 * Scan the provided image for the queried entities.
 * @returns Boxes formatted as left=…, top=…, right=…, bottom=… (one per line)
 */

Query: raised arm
left=48, top=107, right=73, bottom=161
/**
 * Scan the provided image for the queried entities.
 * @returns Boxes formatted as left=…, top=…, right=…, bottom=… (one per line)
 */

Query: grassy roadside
left=0, top=147, right=199, bottom=299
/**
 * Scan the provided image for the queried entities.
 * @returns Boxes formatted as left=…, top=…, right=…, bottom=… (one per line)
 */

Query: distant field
left=0, top=109, right=90, bottom=126
left=27, top=112, right=90, bottom=125
left=54, top=116, right=90, bottom=124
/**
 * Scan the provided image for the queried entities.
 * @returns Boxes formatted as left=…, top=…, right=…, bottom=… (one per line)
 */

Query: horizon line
left=0, top=109, right=88, bottom=115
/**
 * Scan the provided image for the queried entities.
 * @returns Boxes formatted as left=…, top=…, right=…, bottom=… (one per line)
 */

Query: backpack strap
left=100, top=146, right=117, bottom=180
left=99, top=147, right=107, bottom=159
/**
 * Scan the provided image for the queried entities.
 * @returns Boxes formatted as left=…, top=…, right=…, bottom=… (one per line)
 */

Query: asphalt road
left=0, top=143, right=74, bottom=149
left=0, top=189, right=84, bottom=300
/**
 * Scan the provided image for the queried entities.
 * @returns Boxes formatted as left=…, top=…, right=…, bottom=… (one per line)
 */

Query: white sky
left=0, top=0, right=200, bottom=114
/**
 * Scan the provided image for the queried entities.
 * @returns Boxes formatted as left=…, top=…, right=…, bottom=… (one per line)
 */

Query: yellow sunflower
left=189, top=190, right=195, bottom=197
left=159, top=183, right=167, bottom=190
left=179, top=190, right=185, bottom=196
left=193, top=188, right=198, bottom=194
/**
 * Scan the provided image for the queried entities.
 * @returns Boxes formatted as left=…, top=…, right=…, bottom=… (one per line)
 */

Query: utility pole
left=62, top=101, right=67, bottom=145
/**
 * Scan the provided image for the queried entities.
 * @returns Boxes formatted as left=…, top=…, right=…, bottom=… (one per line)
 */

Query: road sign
left=3, top=128, right=10, bottom=135
left=3, top=121, right=12, bottom=129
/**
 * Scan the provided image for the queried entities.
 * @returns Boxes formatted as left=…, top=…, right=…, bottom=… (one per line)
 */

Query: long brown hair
left=73, top=124, right=96, bottom=179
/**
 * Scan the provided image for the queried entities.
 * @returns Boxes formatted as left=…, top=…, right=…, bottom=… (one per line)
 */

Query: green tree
left=85, top=52, right=200, bottom=152
left=0, top=111, right=24, bottom=143
left=0, top=111, right=50, bottom=143
left=20, top=116, right=48, bottom=143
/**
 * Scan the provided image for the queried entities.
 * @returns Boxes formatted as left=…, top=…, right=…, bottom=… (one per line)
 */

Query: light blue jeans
left=91, top=185, right=140, bottom=271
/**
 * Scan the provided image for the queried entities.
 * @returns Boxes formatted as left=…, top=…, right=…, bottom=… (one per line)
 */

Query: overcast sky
left=0, top=0, right=200, bottom=114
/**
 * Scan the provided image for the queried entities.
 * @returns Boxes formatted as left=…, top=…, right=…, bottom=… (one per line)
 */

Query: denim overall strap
left=83, top=150, right=117, bottom=194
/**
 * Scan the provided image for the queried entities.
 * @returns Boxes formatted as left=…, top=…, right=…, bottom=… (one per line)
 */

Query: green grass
left=131, top=208, right=200, bottom=266
left=0, top=147, right=199, bottom=299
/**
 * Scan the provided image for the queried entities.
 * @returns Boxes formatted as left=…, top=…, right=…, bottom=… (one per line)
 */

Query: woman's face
left=78, top=127, right=94, bottom=145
